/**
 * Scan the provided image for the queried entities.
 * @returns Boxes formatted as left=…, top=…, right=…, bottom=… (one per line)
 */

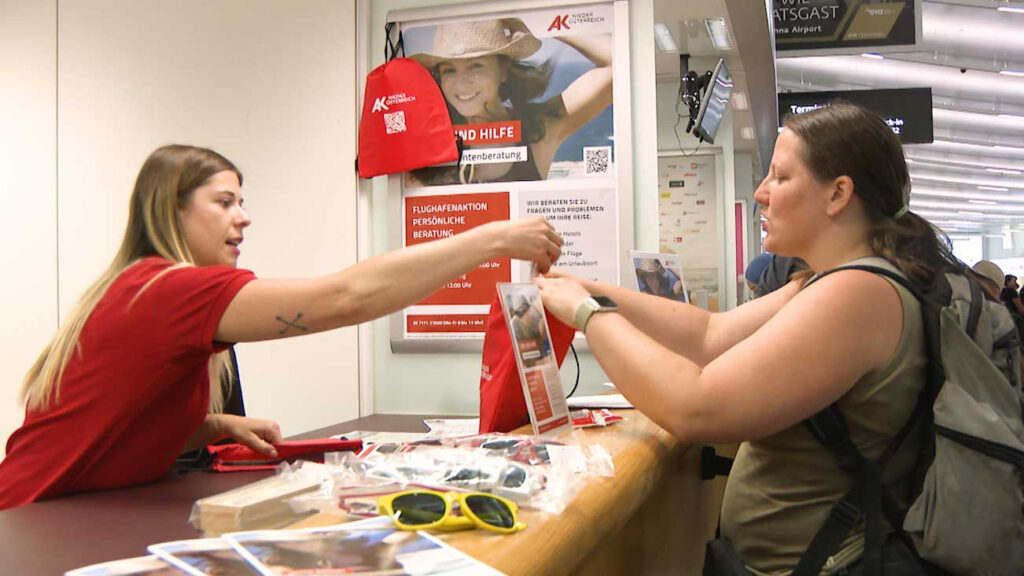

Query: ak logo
left=371, top=96, right=389, bottom=113
left=548, top=14, right=570, bottom=31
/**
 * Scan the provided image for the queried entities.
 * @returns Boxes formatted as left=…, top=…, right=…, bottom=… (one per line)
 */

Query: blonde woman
left=0, top=145, right=562, bottom=509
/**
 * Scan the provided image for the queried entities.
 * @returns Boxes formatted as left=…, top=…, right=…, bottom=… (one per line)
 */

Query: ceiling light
left=969, top=199, right=999, bottom=205
left=997, top=5, right=1024, bottom=13
left=957, top=210, right=986, bottom=217
left=704, top=17, right=732, bottom=50
left=998, top=114, right=1024, bottom=121
left=653, top=22, right=678, bottom=52
left=987, top=168, right=1023, bottom=175
left=860, top=53, right=884, bottom=59
left=999, top=70, right=1024, bottom=77
left=978, top=186, right=1011, bottom=191
left=914, top=188, right=1024, bottom=203
left=731, top=91, right=749, bottom=110
left=740, top=127, right=756, bottom=140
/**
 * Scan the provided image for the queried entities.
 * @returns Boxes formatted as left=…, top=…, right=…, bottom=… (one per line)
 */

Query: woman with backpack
left=535, top=102, right=961, bottom=574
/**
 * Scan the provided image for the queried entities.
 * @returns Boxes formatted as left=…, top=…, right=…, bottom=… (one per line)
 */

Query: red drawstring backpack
left=357, top=24, right=458, bottom=178
left=478, top=291, right=577, bottom=433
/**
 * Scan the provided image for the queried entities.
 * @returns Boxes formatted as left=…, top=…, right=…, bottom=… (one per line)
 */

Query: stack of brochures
left=66, top=516, right=505, bottom=575
left=189, top=472, right=324, bottom=536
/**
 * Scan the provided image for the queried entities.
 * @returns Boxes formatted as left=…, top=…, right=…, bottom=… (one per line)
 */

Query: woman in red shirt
left=0, top=144, right=562, bottom=509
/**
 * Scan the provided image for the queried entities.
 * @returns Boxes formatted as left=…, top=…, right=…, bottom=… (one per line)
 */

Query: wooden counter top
left=294, top=410, right=723, bottom=576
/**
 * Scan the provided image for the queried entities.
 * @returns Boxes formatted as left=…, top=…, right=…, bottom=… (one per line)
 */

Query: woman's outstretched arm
left=215, top=217, right=562, bottom=343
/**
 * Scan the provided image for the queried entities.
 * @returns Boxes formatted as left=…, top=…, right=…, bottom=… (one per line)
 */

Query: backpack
left=795, top=265, right=1024, bottom=576
left=356, top=23, right=460, bottom=178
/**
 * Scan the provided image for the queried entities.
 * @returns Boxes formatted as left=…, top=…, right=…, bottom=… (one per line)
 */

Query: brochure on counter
left=148, top=538, right=257, bottom=575
left=224, top=516, right=504, bottom=575
left=497, top=283, right=572, bottom=436
left=67, top=517, right=505, bottom=576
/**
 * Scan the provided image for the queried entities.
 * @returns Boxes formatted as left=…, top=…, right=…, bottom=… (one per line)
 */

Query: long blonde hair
left=22, top=145, right=244, bottom=412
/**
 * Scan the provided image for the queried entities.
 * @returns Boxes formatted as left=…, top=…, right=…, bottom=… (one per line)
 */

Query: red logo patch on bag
left=478, top=292, right=577, bottom=433
left=357, top=58, right=458, bottom=178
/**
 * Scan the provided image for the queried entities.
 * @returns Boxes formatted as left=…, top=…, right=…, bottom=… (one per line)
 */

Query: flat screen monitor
left=692, top=59, right=733, bottom=145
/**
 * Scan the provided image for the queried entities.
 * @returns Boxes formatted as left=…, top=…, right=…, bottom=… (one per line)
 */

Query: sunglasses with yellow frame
left=378, top=489, right=525, bottom=534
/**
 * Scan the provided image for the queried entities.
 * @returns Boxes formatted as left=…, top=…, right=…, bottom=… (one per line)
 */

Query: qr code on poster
left=584, top=146, right=611, bottom=175
left=384, top=110, right=407, bottom=135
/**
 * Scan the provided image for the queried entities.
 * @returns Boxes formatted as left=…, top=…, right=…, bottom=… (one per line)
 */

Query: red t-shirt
left=0, top=257, right=255, bottom=509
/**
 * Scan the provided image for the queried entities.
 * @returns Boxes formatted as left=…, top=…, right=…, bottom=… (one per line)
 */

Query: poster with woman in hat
left=394, top=4, right=625, bottom=343
left=402, top=11, right=614, bottom=186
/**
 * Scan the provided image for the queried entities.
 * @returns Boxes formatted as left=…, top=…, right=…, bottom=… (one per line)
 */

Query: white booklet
left=497, top=283, right=572, bottom=437
left=629, top=250, right=689, bottom=303
left=223, top=516, right=505, bottom=575
left=566, top=393, right=634, bottom=410
left=65, top=555, right=184, bottom=576
left=148, top=538, right=258, bottom=576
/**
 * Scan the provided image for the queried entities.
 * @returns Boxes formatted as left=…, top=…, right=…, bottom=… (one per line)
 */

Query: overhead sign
left=773, top=0, right=921, bottom=56
left=778, top=87, right=933, bottom=144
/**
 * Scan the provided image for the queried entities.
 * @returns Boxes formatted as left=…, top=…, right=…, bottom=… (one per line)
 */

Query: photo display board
left=389, top=1, right=632, bottom=349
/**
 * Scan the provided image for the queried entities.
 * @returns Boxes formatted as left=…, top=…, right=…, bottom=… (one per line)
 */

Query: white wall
left=0, top=0, right=58, bottom=453
left=2, top=0, right=361, bottom=446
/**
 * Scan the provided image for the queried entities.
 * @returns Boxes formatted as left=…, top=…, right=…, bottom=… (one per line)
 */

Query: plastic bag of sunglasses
left=295, top=435, right=613, bottom=514
left=443, top=434, right=566, bottom=466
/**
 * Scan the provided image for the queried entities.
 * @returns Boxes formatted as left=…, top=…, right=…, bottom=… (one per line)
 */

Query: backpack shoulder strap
left=795, top=406, right=884, bottom=576
left=810, top=264, right=982, bottom=338
left=806, top=263, right=917, bottom=298
left=796, top=263, right=937, bottom=576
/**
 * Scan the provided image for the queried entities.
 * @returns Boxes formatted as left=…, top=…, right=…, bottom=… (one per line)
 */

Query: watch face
left=591, top=295, right=618, bottom=310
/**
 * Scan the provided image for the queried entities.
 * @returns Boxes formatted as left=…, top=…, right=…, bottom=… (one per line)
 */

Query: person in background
left=535, top=102, right=954, bottom=573
left=0, top=144, right=563, bottom=510
left=758, top=254, right=808, bottom=297
left=1002, top=274, right=1024, bottom=314
left=972, top=260, right=1006, bottom=301
left=742, top=252, right=773, bottom=299
left=408, top=17, right=612, bottom=185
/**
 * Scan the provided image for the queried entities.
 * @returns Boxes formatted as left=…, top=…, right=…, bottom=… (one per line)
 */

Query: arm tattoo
left=275, top=313, right=309, bottom=335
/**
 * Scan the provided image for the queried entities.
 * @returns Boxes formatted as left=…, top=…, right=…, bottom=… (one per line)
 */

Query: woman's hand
left=186, top=414, right=283, bottom=457
left=486, top=216, right=563, bottom=273
left=217, top=415, right=283, bottom=457
left=534, top=274, right=592, bottom=328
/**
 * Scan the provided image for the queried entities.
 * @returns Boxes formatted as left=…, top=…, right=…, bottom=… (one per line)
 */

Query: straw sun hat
left=637, top=259, right=662, bottom=273
left=972, top=260, right=1005, bottom=288
left=410, top=18, right=542, bottom=69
